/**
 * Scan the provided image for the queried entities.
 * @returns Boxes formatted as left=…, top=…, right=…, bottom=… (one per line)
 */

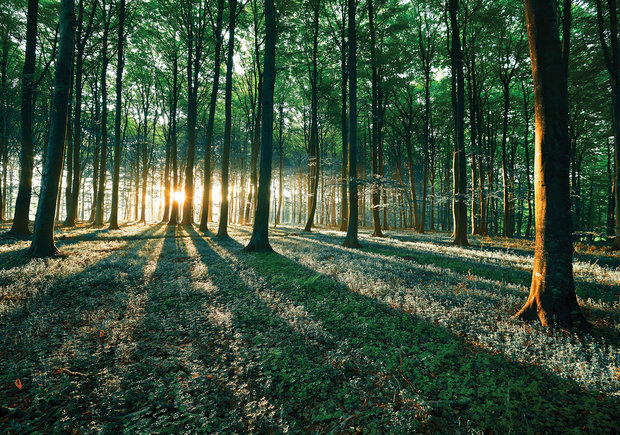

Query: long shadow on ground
left=0, top=224, right=165, bottom=433
left=206, top=230, right=619, bottom=433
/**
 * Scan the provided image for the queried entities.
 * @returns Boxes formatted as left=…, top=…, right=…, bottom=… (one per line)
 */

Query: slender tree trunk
left=10, top=0, right=39, bottom=235
left=95, top=5, right=110, bottom=226
left=343, top=0, right=361, bottom=248
left=340, top=24, right=348, bottom=232
left=31, top=0, right=74, bottom=257
left=109, top=0, right=125, bottom=230
left=169, top=53, right=180, bottom=225
left=217, top=0, right=237, bottom=237
left=515, top=0, right=587, bottom=327
left=449, top=0, right=469, bottom=246
left=199, top=0, right=224, bottom=231
left=245, top=0, right=276, bottom=252
left=595, top=0, right=620, bottom=250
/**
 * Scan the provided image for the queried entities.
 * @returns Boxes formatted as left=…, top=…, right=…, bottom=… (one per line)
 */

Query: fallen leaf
left=15, top=379, right=22, bottom=390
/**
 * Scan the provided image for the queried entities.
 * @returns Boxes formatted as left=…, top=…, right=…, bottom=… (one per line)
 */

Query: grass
left=0, top=223, right=618, bottom=433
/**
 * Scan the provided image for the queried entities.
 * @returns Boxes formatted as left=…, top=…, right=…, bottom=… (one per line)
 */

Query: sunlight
left=173, top=189, right=185, bottom=204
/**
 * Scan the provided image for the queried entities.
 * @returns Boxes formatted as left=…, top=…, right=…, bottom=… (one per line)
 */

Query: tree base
left=343, top=238, right=362, bottom=249
left=29, top=243, right=61, bottom=259
left=243, top=235, right=275, bottom=253
left=611, top=236, right=620, bottom=251
left=515, top=295, right=591, bottom=329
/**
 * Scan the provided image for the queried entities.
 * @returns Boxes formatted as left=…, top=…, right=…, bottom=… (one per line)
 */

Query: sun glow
left=173, top=190, right=185, bottom=204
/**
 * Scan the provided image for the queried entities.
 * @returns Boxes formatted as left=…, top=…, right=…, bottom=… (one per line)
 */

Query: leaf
left=15, top=378, right=22, bottom=390
left=99, top=330, right=105, bottom=338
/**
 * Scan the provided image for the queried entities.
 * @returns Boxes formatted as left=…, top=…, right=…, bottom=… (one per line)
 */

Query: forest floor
left=0, top=222, right=618, bottom=433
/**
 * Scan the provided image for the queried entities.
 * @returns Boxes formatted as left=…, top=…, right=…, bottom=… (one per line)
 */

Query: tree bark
left=448, top=0, right=469, bottom=246
left=515, top=0, right=588, bottom=328
left=217, top=0, right=237, bottom=237
left=343, top=0, right=361, bottom=249
left=10, top=0, right=39, bottom=236
left=109, top=0, right=125, bottom=230
left=30, top=0, right=74, bottom=257
left=244, top=0, right=276, bottom=252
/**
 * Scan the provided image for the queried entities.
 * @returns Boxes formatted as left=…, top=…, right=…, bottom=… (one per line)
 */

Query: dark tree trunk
left=343, top=0, right=361, bottom=248
left=275, top=99, right=284, bottom=227
left=217, top=0, right=237, bottom=237
left=368, top=0, right=383, bottom=237
left=244, top=0, right=276, bottom=252
left=595, top=0, right=620, bottom=250
left=30, top=0, right=74, bottom=257
left=515, top=0, right=588, bottom=328
left=303, top=0, right=322, bottom=233
left=169, top=53, right=180, bottom=225
left=10, top=0, right=39, bottom=236
left=448, top=0, right=468, bottom=246
left=65, top=0, right=95, bottom=226
left=339, top=16, right=348, bottom=232
left=109, top=0, right=125, bottom=230
left=95, top=2, right=110, bottom=227
left=200, top=0, right=224, bottom=231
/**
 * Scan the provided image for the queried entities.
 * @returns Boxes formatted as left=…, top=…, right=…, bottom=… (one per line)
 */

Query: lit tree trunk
left=10, top=0, right=38, bottom=236
left=343, top=0, right=361, bottom=248
left=515, top=0, right=587, bottom=327
left=109, top=0, right=125, bottom=230
left=448, top=0, right=469, bottom=246
left=522, top=80, right=533, bottom=238
left=30, top=0, right=74, bottom=257
left=217, top=0, right=237, bottom=237
left=244, top=0, right=276, bottom=252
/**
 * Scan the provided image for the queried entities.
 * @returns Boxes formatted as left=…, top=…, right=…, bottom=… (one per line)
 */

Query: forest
left=0, top=0, right=619, bottom=432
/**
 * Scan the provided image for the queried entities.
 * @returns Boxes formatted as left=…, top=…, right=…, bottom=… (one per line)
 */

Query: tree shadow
left=206, top=231, right=620, bottom=433
left=0, top=224, right=166, bottom=433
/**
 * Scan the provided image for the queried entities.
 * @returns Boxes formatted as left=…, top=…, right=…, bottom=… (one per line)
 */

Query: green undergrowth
left=1, top=226, right=618, bottom=433
left=238, top=250, right=619, bottom=433
left=364, top=246, right=617, bottom=304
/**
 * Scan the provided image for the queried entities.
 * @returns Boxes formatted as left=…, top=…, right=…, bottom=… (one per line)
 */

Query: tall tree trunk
left=339, top=20, right=348, bottom=232
left=199, top=0, right=224, bottom=231
left=30, top=0, right=74, bottom=257
left=449, top=0, right=469, bottom=246
left=10, top=0, right=38, bottom=236
left=109, top=0, right=125, bottom=230
left=217, top=0, right=237, bottom=237
left=244, top=0, right=276, bottom=252
left=275, top=99, right=284, bottom=227
left=95, top=3, right=110, bottom=227
left=169, top=53, right=180, bottom=225
left=368, top=0, right=383, bottom=237
left=303, top=0, right=322, bottom=233
left=515, top=0, right=587, bottom=327
left=522, top=81, right=533, bottom=238
left=343, top=0, right=361, bottom=248
left=595, top=0, right=620, bottom=250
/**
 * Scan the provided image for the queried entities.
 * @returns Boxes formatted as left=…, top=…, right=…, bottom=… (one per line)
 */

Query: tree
left=217, top=0, right=238, bottom=238
left=515, top=0, right=588, bottom=327
left=199, top=0, right=225, bottom=232
left=9, top=0, right=38, bottom=236
left=30, top=0, right=75, bottom=257
left=594, top=0, right=619, bottom=250
left=64, top=0, right=96, bottom=227
left=244, top=0, right=276, bottom=252
left=343, top=0, right=361, bottom=248
left=109, top=0, right=126, bottom=230
left=448, top=0, right=469, bottom=246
